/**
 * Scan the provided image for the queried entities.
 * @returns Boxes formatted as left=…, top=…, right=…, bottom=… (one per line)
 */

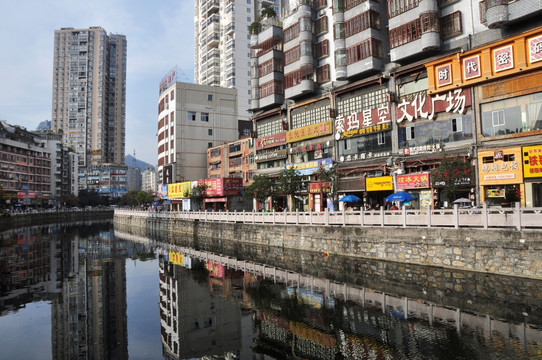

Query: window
left=208, top=129, right=213, bottom=135
left=208, top=94, right=213, bottom=101
left=283, top=23, right=300, bottom=43
left=188, top=111, right=196, bottom=121
left=284, top=46, right=301, bottom=65
left=406, top=126, right=415, bottom=140
left=315, top=16, right=328, bottom=35
left=335, top=49, right=346, bottom=66
left=378, top=132, right=385, bottom=145
left=441, top=11, right=462, bottom=37
left=208, top=142, right=213, bottom=148
left=479, top=1, right=488, bottom=24
left=345, top=10, right=380, bottom=38
left=259, top=80, right=283, bottom=98
left=346, top=39, right=382, bottom=65
left=314, top=0, right=327, bottom=9
left=315, top=40, right=329, bottom=58
left=491, top=110, right=505, bottom=126
left=389, top=19, right=422, bottom=49
left=201, top=113, right=209, bottom=122
left=334, top=22, right=345, bottom=39
left=387, top=0, right=421, bottom=18
left=316, top=64, right=330, bottom=83
left=452, top=117, right=463, bottom=132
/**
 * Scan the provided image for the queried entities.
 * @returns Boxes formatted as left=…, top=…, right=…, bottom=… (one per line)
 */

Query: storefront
left=478, top=147, right=524, bottom=206
left=286, top=157, right=333, bottom=211
left=522, top=144, right=542, bottom=207
left=395, top=172, right=431, bottom=209
left=365, top=176, right=393, bottom=209
left=426, top=28, right=542, bottom=207
left=337, top=176, right=366, bottom=211
left=199, top=177, right=243, bottom=212
left=166, top=181, right=193, bottom=211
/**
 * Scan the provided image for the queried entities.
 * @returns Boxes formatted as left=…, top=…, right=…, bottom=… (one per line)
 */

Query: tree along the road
left=244, top=174, right=274, bottom=210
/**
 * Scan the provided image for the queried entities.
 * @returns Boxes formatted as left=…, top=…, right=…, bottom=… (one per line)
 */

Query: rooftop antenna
left=132, top=149, right=137, bottom=168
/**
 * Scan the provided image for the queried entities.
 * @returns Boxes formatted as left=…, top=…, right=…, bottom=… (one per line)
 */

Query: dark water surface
left=1, top=221, right=541, bottom=359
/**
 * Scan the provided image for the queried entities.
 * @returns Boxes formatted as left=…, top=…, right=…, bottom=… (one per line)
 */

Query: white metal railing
left=115, top=203, right=542, bottom=231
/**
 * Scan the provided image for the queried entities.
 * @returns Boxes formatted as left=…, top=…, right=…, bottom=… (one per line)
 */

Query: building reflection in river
left=0, top=222, right=154, bottom=359
left=2, top=222, right=542, bottom=359
left=152, top=236, right=542, bottom=360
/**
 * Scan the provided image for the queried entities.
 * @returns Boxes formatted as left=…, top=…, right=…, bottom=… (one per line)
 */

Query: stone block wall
left=113, top=213, right=542, bottom=279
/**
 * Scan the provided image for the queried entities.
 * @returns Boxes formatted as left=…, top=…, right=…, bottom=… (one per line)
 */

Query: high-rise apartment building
left=193, top=0, right=282, bottom=122
left=51, top=27, right=127, bottom=171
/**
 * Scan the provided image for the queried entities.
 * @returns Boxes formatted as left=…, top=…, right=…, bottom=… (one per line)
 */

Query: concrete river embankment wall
left=113, top=212, right=542, bottom=280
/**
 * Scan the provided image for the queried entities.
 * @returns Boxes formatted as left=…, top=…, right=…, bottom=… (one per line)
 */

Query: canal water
left=1, top=221, right=542, bottom=359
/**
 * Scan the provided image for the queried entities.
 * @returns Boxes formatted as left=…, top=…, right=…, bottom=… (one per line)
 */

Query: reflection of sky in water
left=0, top=301, right=51, bottom=360
left=126, top=257, right=162, bottom=359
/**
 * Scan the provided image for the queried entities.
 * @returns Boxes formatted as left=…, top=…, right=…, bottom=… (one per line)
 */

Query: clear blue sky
left=0, top=0, right=194, bottom=166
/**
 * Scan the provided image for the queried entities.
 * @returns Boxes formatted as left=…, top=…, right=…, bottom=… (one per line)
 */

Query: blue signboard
left=285, top=158, right=333, bottom=176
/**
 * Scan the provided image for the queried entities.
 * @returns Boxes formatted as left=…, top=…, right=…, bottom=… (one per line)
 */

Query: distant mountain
left=36, top=120, right=51, bottom=130
left=125, top=154, right=155, bottom=171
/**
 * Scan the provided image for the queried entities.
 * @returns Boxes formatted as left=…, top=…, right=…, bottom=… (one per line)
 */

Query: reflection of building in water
left=159, top=255, right=242, bottom=359
left=51, top=231, right=128, bottom=360
left=153, top=245, right=542, bottom=359
left=0, top=227, right=58, bottom=314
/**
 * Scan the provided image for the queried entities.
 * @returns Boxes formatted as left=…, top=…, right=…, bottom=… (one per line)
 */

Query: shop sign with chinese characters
left=309, top=182, right=332, bottom=193
left=289, top=141, right=331, bottom=155
left=339, top=151, right=391, bottom=163
left=334, top=106, right=391, bottom=140
left=168, top=181, right=191, bottom=199
left=198, top=177, right=243, bottom=196
left=522, top=145, right=542, bottom=178
left=403, top=144, right=442, bottom=156
left=256, top=132, right=287, bottom=150
left=286, top=121, right=333, bottom=143
left=396, top=173, right=430, bottom=190
left=426, top=30, right=542, bottom=93
left=478, top=148, right=523, bottom=185
left=396, top=88, right=471, bottom=123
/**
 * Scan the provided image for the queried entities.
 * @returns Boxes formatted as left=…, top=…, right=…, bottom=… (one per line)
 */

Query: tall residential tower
left=193, top=0, right=282, bottom=122
left=51, top=27, right=127, bottom=170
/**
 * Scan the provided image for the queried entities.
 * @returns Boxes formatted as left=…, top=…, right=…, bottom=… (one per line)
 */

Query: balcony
left=224, top=23, right=235, bottom=36
left=206, top=34, right=220, bottom=47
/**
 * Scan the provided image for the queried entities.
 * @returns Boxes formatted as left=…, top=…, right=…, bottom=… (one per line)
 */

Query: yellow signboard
left=169, top=251, right=184, bottom=266
left=522, top=145, right=542, bottom=178
left=478, top=147, right=523, bottom=185
left=366, top=176, right=393, bottom=191
left=168, top=181, right=191, bottom=199
left=286, top=120, right=332, bottom=143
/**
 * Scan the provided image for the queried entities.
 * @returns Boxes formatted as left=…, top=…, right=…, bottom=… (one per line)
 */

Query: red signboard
left=309, top=182, right=331, bottom=193
left=198, top=177, right=243, bottom=196
left=396, top=173, right=430, bottom=189
left=206, top=260, right=225, bottom=278
left=256, top=132, right=287, bottom=150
